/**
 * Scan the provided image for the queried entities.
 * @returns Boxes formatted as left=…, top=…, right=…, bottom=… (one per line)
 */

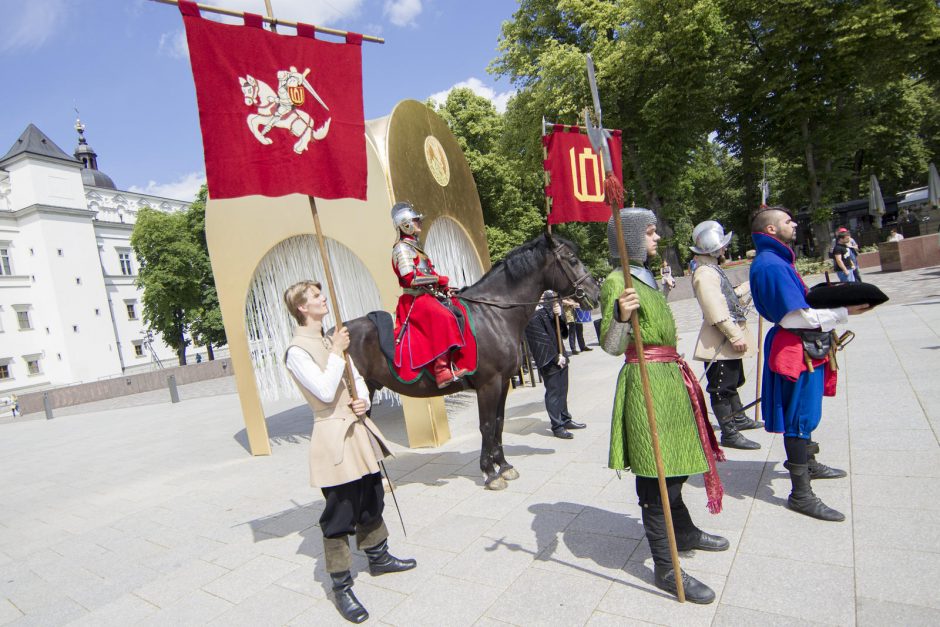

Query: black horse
left=346, top=233, right=600, bottom=490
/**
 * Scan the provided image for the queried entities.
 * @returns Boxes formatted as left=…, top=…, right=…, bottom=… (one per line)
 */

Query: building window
left=72, top=325, right=79, bottom=333
left=0, top=306, right=4, bottom=333
left=57, top=249, right=64, bottom=256
left=26, top=357, right=41, bottom=376
left=0, top=364, right=10, bottom=379
left=75, top=277, right=82, bottom=285
left=94, top=308, right=100, bottom=316
left=15, top=308, right=32, bottom=331
left=119, top=251, right=134, bottom=276
left=126, top=302, right=137, bottom=320
left=0, top=247, right=11, bottom=275
left=133, top=342, right=144, bottom=357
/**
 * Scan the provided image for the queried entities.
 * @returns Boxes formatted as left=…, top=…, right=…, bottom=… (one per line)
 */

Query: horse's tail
left=313, top=117, right=331, bottom=140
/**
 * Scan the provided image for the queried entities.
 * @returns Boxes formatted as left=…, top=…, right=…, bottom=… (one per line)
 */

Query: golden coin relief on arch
left=424, top=135, right=450, bottom=187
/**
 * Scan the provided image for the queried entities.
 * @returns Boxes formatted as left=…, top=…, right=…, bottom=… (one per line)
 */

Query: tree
left=184, top=186, right=227, bottom=359
left=432, top=88, right=545, bottom=262
left=131, top=207, right=203, bottom=366
left=492, top=0, right=734, bottom=270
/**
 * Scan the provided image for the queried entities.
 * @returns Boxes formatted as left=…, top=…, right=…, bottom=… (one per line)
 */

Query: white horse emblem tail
left=239, top=66, right=331, bottom=155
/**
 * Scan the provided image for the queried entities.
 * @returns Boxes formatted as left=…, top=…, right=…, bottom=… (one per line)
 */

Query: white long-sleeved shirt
left=779, top=307, right=848, bottom=333
left=286, top=347, right=371, bottom=411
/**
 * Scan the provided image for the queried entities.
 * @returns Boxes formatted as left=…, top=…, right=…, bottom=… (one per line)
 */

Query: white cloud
left=0, top=0, right=70, bottom=53
left=199, top=0, right=365, bottom=26
left=428, top=77, right=516, bottom=114
left=130, top=172, right=206, bottom=202
left=158, top=30, right=189, bottom=59
left=384, top=0, right=423, bottom=27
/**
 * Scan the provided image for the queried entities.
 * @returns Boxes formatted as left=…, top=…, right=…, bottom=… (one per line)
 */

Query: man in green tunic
left=601, top=207, right=727, bottom=604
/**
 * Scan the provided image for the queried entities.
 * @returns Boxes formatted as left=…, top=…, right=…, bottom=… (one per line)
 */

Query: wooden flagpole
left=255, top=0, right=360, bottom=399
left=150, top=0, right=384, bottom=42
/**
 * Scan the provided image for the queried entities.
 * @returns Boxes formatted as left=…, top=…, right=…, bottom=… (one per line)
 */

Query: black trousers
left=567, top=322, right=587, bottom=352
left=704, top=358, right=745, bottom=404
left=319, top=472, right=385, bottom=539
left=539, top=362, right=572, bottom=431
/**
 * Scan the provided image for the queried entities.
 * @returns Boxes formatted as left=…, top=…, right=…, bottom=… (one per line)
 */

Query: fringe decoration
left=244, top=235, right=387, bottom=403
left=423, top=216, right=485, bottom=288
left=604, top=171, right=624, bottom=208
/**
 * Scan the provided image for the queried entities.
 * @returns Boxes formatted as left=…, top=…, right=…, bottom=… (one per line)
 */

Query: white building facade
left=0, top=123, right=190, bottom=394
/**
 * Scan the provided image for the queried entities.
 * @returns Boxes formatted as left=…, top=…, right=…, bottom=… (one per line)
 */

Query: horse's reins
left=456, top=244, right=594, bottom=308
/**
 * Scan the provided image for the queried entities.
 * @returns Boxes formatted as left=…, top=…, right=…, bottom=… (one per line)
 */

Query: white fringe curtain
left=245, top=235, right=383, bottom=401
left=424, top=216, right=484, bottom=288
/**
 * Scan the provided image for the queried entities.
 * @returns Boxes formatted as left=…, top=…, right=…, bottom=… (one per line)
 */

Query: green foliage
left=486, top=0, right=939, bottom=265
left=131, top=184, right=224, bottom=365
left=794, top=256, right=831, bottom=277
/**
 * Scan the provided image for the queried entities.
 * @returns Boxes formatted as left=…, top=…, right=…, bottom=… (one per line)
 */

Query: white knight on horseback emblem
left=239, top=66, right=331, bottom=154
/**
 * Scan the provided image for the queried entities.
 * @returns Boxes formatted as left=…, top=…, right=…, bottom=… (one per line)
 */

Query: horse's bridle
left=458, top=243, right=595, bottom=308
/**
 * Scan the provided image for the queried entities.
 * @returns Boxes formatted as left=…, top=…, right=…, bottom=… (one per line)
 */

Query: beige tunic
left=285, top=325, right=392, bottom=488
left=691, top=255, right=755, bottom=361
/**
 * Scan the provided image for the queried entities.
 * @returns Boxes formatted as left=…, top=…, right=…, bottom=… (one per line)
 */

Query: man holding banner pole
left=586, top=54, right=726, bottom=604
left=173, top=1, right=413, bottom=621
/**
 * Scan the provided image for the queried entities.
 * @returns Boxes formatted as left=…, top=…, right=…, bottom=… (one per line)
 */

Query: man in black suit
left=524, top=291, right=587, bottom=439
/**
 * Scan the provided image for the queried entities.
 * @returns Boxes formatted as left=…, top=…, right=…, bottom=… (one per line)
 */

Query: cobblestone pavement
left=1, top=264, right=938, bottom=625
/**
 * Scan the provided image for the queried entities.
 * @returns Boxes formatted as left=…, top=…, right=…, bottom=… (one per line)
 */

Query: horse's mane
left=470, top=233, right=579, bottom=286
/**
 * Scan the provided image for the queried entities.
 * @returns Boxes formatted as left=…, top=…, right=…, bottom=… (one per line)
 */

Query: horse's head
left=543, top=233, right=600, bottom=309
left=239, top=75, right=258, bottom=105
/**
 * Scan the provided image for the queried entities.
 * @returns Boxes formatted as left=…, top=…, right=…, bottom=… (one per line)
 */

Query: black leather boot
left=364, top=539, right=417, bottom=576
left=785, top=462, right=845, bottom=522
left=714, top=400, right=760, bottom=450
left=654, top=565, right=717, bottom=604
left=730, top=395, right=763, bottom=430
left=642, top=505, right=716, bottom=604
left=671, top=496, right=729, bottom=552
left=330, top=571, right=368, bottom=623
left=806, top=441, right=847, bottom=479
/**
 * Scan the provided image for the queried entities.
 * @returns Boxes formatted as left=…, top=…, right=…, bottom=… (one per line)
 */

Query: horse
left=346, top=233, right=600, bottom=490
left=238, top=75, right=331, bottom=154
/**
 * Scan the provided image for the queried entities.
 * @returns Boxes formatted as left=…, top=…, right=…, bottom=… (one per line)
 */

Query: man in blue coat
left=749, top=207, right=869, bottom=521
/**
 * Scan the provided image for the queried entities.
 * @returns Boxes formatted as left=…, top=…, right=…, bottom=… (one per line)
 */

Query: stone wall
left=17, top=358, right=233, bottom=415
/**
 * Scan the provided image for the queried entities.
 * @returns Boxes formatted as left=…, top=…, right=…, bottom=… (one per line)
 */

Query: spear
left=585, top=53, right=685, bottom=603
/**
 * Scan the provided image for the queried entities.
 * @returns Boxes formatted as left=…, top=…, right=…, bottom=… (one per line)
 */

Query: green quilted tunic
left=601, top=268, right=708, bottom=478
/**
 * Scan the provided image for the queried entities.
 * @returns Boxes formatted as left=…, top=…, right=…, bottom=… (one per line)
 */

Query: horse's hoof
left=485, top=477, right=508, bottom=491
left=500, top=468, right=520, bottom=481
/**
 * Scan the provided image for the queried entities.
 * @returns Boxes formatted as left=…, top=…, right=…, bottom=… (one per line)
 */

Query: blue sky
left=0, top=0, right=519, bottom=201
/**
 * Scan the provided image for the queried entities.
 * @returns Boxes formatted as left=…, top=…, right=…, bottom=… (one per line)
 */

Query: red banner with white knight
left=178, top=0, right=366, bottom=200
left=543, top=125, right=623, bottom=224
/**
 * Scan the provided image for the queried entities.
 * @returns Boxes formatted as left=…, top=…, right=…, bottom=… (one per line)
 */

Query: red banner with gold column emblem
left=543, top=125, right=623, bottom=224
left=178, top=0, right=366, bottom=200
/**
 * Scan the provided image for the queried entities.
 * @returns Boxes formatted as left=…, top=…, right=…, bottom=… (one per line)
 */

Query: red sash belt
left=625, top=344, right=725, bottom=514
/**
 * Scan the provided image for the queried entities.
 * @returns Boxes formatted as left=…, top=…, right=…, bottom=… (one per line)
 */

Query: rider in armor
left=391, top=202, right=469, bottom=388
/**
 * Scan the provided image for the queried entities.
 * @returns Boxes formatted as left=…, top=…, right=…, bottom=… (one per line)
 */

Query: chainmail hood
left=607, top=207, right=657, bottom=263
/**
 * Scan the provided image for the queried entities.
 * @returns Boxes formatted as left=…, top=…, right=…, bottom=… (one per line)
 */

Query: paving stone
left=855, top=546, right=940, bottom=610
left=65, top=593, right=159, bottom=626
left=721, top=553, right=854, bottom=625
left=381, top=574, right=501, bottom=627
left=407, top=513, right=496, bottom=553
left=856, top=597, right=940, bottom=626
left=712, top=604, right=822, bottom=626
left=207, top=584, right=316, bottom=626
left=0, top=599, right=24, bottom=625
left=135, top=589, right=233, bottom=627
left=853, top=505, right=940, bottom=553
left=132, top=558, right=229, bottom=608
left=485, top=567, right=611, bottom=626
left=201, top=554, right=300, bottom=604
left=3, top=596, right=87, bottom=626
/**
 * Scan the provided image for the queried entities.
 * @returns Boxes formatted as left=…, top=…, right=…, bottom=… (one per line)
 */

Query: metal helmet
left=608, top=207, right=657, bottom=262
left=391, top=201, right=423, bottom=235
left=689, top=220, right=732, bottom=255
